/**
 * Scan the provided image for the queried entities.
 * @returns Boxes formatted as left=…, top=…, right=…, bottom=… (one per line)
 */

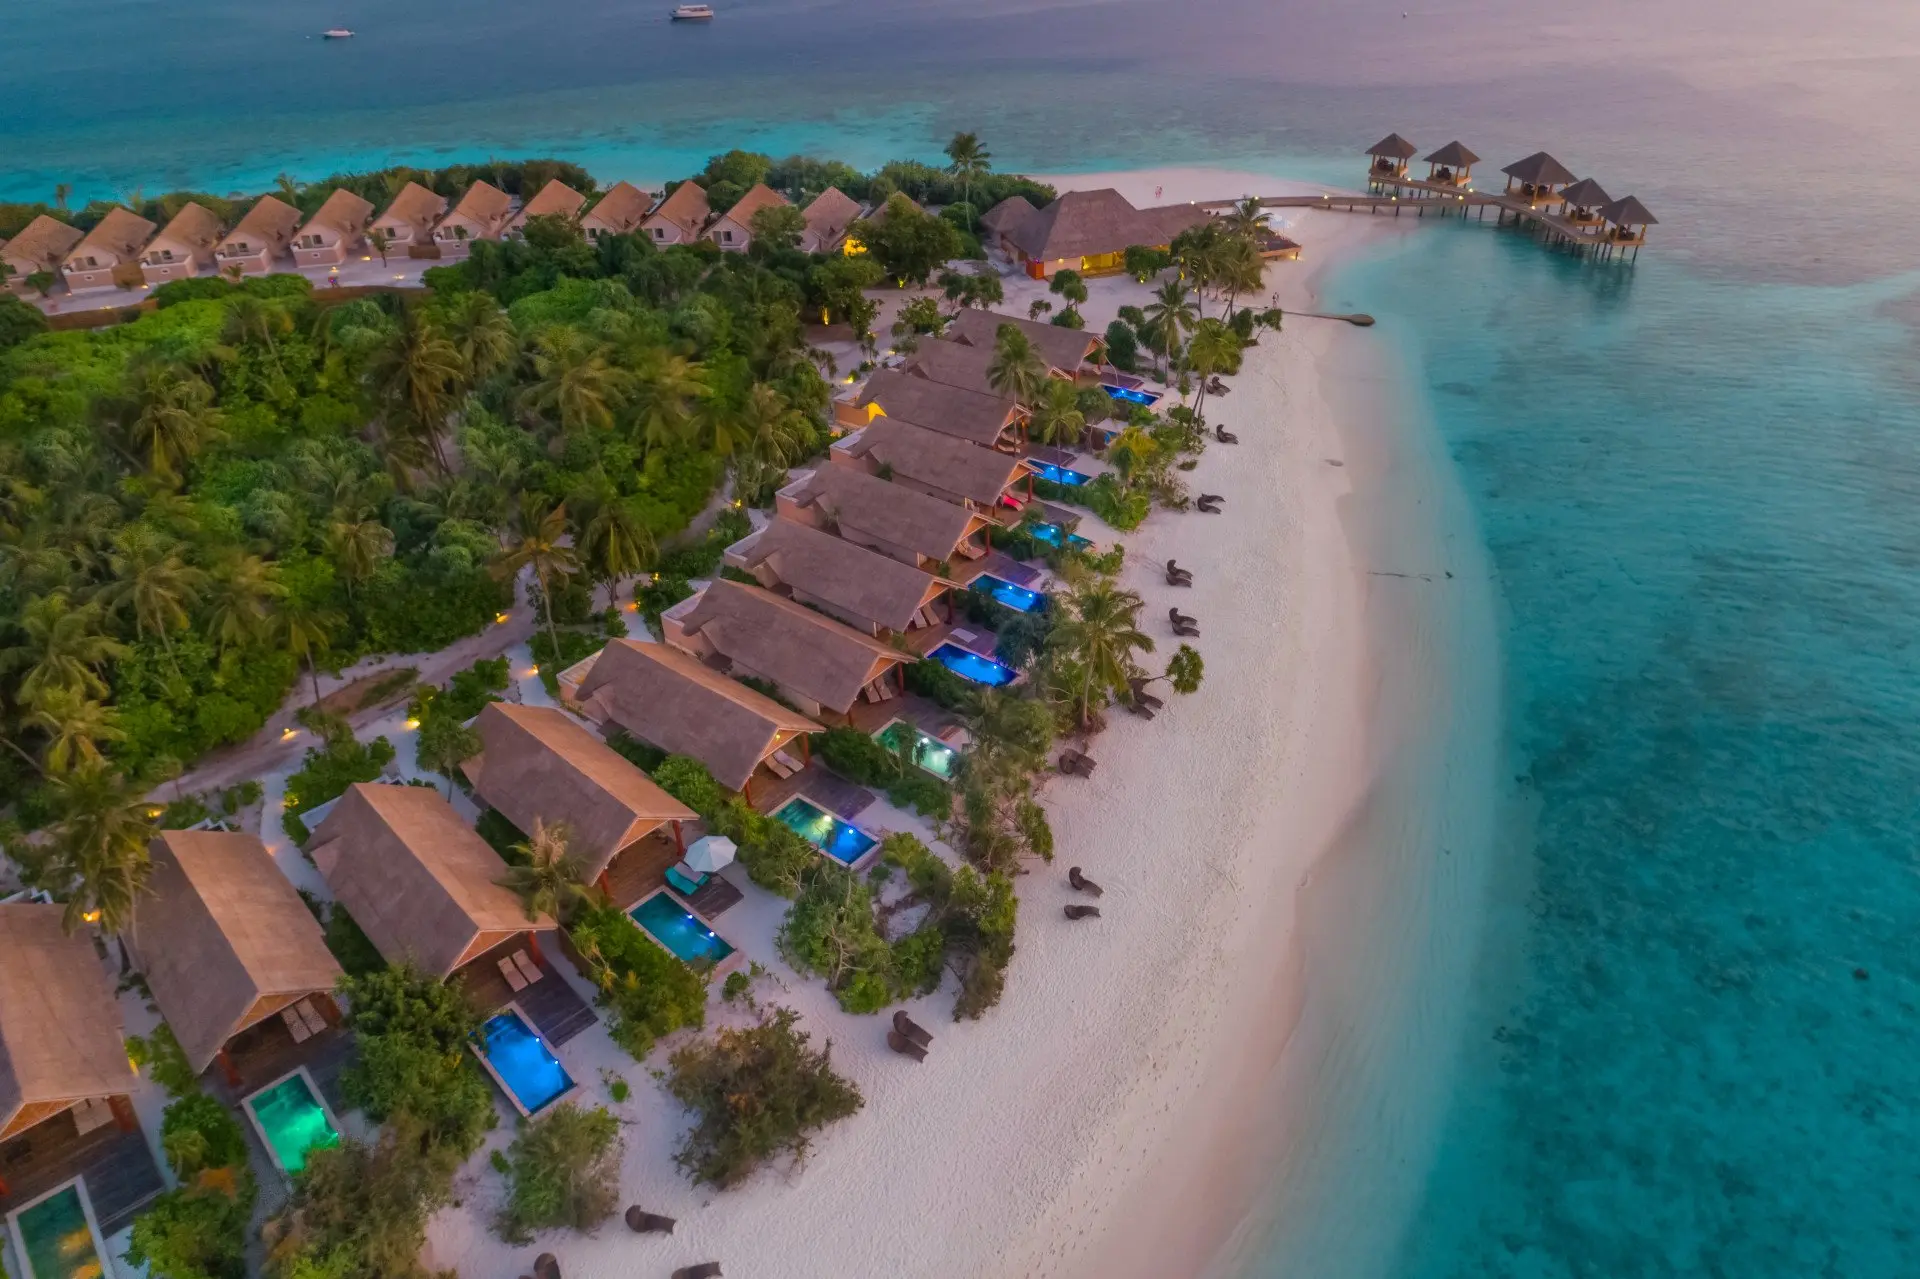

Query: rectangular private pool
left=7, top=1179, right=107, bottom=1279
left=1102, top=383, right=1162, bottom=406
left=629, top=890, right=736, bottom=967
left=978, top=574, right=1046, bottom=612
left=243, top=1067, right=341, bottom=1176
left=1030, top=521, right=1093, bottom=550
left=931, top=642, right=1017, bottom=687
left=1030, top=461, right=1093, bottom=486
left=472, top=1006, right=574, bottom=1116
left=876, top=720, right=959, bottom=779
left=774, top=796, right=879, bottom=866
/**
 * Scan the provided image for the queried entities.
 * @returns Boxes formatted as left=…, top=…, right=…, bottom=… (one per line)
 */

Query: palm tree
left=1174, top=222, right=1228, bottom=318
left=23, top=688, right=124, bottom=775
left=944, top=132, right=992, bottom=227
left=625, top=348, right=706, bottom=451
left=1141, top=280, right=1196, bottom=380
left=114, top=361, right=225, bottom=485
left=988, top=324, right=1050, bottom=407
left=202, top=553, right=286, bottom=652
left=1221, top=196, right=1270, bottom=241
left=365, top=308, right=464, bottom=473
left=1215, top=236, right=1267, bottom=321
left=576, top=493, right=655, bottom=598
left=493, top=496, right=580, bottom=657
left=0, top=592, right=128, bottom=704
left=521, top=327, right=622, bottom=436
left=224, top=295, right=294, bottom=376
left=442, top=290, right=517, bottom=389
left=367, top=227, right=391, bottom=266
left=1051, top=579, right=1154, bottom=729
left=1105, top=424, right=1158, bottom=486
left=326, top=513, right=395, bottom=601
left=102, top=531, right=208, bottom=664
left=45, top=760, right=156, bottom=945
left=53, top=182, right=71, bottom=213
left=1187, top=318, right=1239, bottom=418
left=1027, top=378, right=1086, bottom=449
left=278, top=598, right=342, bottom=706
left=497, top=818, right=591, bottom=922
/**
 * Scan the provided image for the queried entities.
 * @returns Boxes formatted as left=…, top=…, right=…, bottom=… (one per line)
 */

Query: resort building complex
left=372, top=181, right=449, bottom=257
left=507, top=179, right=588, bottom=238
left=703, top=182, right=789, bottom=252
left=580, top=181, right=653, bottom=241
left=432, top=180, right=514, bottom=255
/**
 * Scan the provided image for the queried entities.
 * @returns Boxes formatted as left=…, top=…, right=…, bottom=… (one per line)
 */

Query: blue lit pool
left=1031, top=521, right=1093, bottom=550
left=473, top=1009, right=573, bottom=1115
left=979, top=575, right=1046, bottom=612
left=774, top=797, right=879, bottom=865
left=630, top=891, right=735, bottom=967
left=1030, top=461, right=1092, bottom=486
left=1103, top=384, right=1161, bottom=406
left=931, top=643, right=1017, bottom=686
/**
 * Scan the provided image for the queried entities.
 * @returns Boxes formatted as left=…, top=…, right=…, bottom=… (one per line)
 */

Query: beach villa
left=946, top=309, right=1104, bottom=379
left=798, top=186, right=863, bottom=254
left=978, top=196, right=1036, bottom=257
left=832, top=417, right=1037, bottom=518
left=432, top=180, right=513, bottom=256
left=725, top=516, right=958, bottom=638
left=60, top=207, right=156, bottom=293
left=127, top=831, right=346, bottom=1092
left=848, top=368, right=1027, bottom=451
left=0, top=904, right=163, bottom=1241
left=141, top=202, right=226, bottom=285
left=898, top=336, right=1005, bottom=398
left=580, top=181, right=652, bottom=242
left=641, top=182, right=711, bottom=246
left=463, top=702, right=697, bottom=901
left=215, top=195, right=303, bottom=277
left=507, top=179, right=587, bottom=238
left=372, top=181, right=448, bottom=259
left=1, top=215, right=83, bottom=292
left=705, top=182, right=790, bottom=252
left=777, top=463, right=993, bottom=569
left=984, top=187, right=1208, bottom=279
left=663, top=578, right=913, bottom=722
left=292, top=188, right=376, bottom=268
left=572, top=638, right=823, bottom=803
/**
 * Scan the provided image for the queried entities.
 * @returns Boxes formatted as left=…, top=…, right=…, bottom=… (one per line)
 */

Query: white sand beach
left=419, top=168, right=1496, bottom=1279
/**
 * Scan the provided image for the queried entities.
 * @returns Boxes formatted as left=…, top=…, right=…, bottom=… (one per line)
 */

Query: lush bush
left=282, top=730, right=396, bottom=829
left=160, top=1093, right=248, bottom=1179
left=126, top=1183, right=251, bottom=1279
left=1081, top=472, right=1151, bottom=531
left=323, top=902, right=387, bottom=976
left=474, top=807, right=528, bottom=864
left=126, top=1023, right=199, bottom=1099
left=1104, top=319, right=1141, bottom=372
left=263, top=1118, right=457, bottom=1279
left=1167, top=643, right=1204, bottom=694
left=569, top=903, right=710, bottom=1059
left=651, top=754, right=729, bottom=819
left=778, top=865, right=899, bottom=1013
left=886, top=768, right=953, bottom=820
left=665, top=1006, right=864, bottom=1189
left=813, top=726, right=951, bottom=818
left=904, top=658, right=970, bottom=709
left=493, top=1103, right=623, bottom=1243
left=407, top=657, right=508, bottom=724
left=338, top=965, right=494, bottom=1158
left=606, top=728, right=667, bottom=772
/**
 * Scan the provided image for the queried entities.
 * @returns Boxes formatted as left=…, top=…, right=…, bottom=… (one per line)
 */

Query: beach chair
left=1215, top=425, right=1239, bottom=444
left=772, top=748, right=806, bottom=775
left=673, top=1265, right=723, bottom=1279
left=892, top=1010, right=934, bottom=1049
left=1125, top=700, right=1155, bottom=720
left=294, top=997, right=328, bottom=1037
left=511, top=950, right=543, bottom=986
left=886, top=1029, right=928, bottom=1062
left=666, top=862, right=709, bottom=896
left=497, top=956, right=528, bottom=992
left=1068, top=866, right=1104, bottom=897
left=625, top=1206, right=676, bottom=1234
left=1064, top=904, right=1102, bottom=921
left=282, top=1003, right=315, bottom=1043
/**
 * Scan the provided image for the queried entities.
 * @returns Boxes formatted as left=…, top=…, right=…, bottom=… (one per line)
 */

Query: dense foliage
left=568, top=901, right=710, bottom=1059
left=337, top=963, right=495, bottom=1157
left=159, top=1093, right=249, bottom=1179
left=493, top=1102, right=624, bottom=1242
left=125, top=1181, right=251, bottom=1279
left=263, top=1117, right=457, bottom=1279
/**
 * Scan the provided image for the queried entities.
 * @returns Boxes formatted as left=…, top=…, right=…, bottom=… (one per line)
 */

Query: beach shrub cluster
left=126, top=1023, right=199, bottom=1099
left=904, top=658, right=971, bottom=709
left=493, top=1102, right=624, bottom=1243
left=160, top=1093, right=249, bottom=1179
left=568, top=902, right=711, bottom=1060
left=337, top=964, right=494, bottom=1157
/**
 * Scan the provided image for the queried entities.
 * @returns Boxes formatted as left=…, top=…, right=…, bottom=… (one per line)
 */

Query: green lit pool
left=244, top=1069, right=341, bottom=1175
left=9, top=1180, right=106, bottom=1279
left=876, top=720, right=959, bottom=779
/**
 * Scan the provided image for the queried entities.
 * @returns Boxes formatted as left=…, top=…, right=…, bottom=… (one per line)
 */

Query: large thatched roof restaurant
left=981, top=187, right=1208, bottom=279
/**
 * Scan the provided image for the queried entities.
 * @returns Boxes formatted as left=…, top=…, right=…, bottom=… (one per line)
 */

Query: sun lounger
left=624, top=1206, right=676, bottom=1234
left=673, top=1265, right=723, bottom=1279
left=512, top=950, right=543, bottom=985
left=533, top=1255, right=562, bottom=1279
left=886, top=1029, right=928, bottom=1062
left=1068, top=867, right=1104, bottom=897
left=1169, top=608, right=1197, bottom=627
left=892, top=1010, right=933, bottom=1049
left=1126, top=700, right=1156, bottom=720
left=763, top=752, right=796, bottom=779
left=1174, top=624, right=1201, bottom=638
left=773, top=748, right=806, bottom=775
left=1127, top=679, right=1165, bottom=710
left=1059, top=749, right=1097, bottom=778
left=294, top=997, right=328, bottom=1037
left=497, top=956, right=529, bottom=992
left=1197, top=494, right=1224, bottom=513
left=282, top=1004, right=314, bottom=1043
left=1215, top=426, right=1239, bottom=444
left=1064, top=904, right=1102, bottom=921
left=666, top=863, right=708, bottom=896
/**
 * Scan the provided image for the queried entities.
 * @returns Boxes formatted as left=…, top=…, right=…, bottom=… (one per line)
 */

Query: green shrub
left=778, top=865, right=897, bottom=1013
left=160, top=1094, right=248, bottom=1178
left=127, top=1023, right=199, bottom=1098
left=813, top=727, right=896, bottom=785
left=569, top=903, right=710, bottom=1060
left=493, top=1103, right=623, bottom=1243
left=407, top=657, right=509, bottom=724
left=886, top=769, right=952, bottom=820
left=338, top=965, right=494, bottom=1158
left=904, top=659, right=969, bottom=709
left=323, top=903, right=387, bottom=977
left=283, top=732, right=396, bottom=823
left=651, top=754, right=729, bottom=820
left=606, top=729, right=667, bottom=772
left=125, top=1183, right=251, bottom=1279
left=474, top=808, right=529, bottom=864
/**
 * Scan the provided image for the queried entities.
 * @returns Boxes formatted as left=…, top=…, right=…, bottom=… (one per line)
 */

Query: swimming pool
left=930, top=643, right=1017, bottom=687
left=1030, top=522, right=1093, bottom=550
left=472, top=1007, right=574, bottom=1116
left=978, top=574, right=1045, bottom=612
left=774, top=796, right=879, bottom=865
left=629, top=891, right=735, bottom=967
left=244, top=1068, right=341, bottom=1175
left=1103, top=384, right=1161, bottom=406
left=7, top=1180, right=106, bottom=1279
left=876, top=720, right=959, bottom=779
left=1030, top=461, right=1092, bottom=486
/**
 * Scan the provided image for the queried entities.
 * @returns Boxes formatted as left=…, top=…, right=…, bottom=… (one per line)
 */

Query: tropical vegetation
left=493, top=1102, right=624, bottom=1243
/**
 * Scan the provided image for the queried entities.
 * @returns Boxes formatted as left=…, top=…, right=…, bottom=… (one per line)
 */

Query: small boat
left=321, top=28, right=354, bottom=38
left=669, top=4, right=714, bottom=19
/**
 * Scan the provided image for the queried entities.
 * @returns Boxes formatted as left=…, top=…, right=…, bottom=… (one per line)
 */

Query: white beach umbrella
left=684, top=835, right=737, bottom=874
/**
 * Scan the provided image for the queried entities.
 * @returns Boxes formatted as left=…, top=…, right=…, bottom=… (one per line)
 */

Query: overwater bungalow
left=798, top=187, right=863, bottom=254
left=128, top=831, right=345, bottom=1092
left=724, top=516, right=959, bottom=639
left=945, top=309, right=1104, bottom=379
left=990, top=187, right=1207, bottom=279
left=372, top=181, right=449, bottom=258
left=463, top=702, right=697, bottom=898
left=642, top=182, right=711, bottom=246
left=216, top=195, right=302, bottom=277
left=507, top=179, right=588, bottom=238
left=832, top=417, right=1037, bottom=518
left=1557, top=178, right=1613, bottom=231
left=1366, top=133, right=1419, bottom=186
left=1423, top=140, right=1481, bottom=188
left=1501, top=152, right=1578, bottom=206
left=1599, top=195, right=1658, bottom=252
left=572, top=638, right=824, bottom=802
left=61, top=207, right=156, bottom=294
left=705, top=182, right=790, bottom=253
left=662, top=578, right=914, bottom=721
left=777, top=464, right=994, bottom=569
left=847, top=369, right=1027, bottom=451
left=2, top=215, right=83, bottom=292
left=293, top=188, right=376, bottom=268
left=0, top=904, right=163, bottom=1236
left=141, top=202, right=226, bottom=285
left=432, top=180, right=513, bottom=256
left=580, top=181, right=652, bottom=242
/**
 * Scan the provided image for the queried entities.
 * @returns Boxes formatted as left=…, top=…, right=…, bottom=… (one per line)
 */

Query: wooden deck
left=1196, top=184, right=1647, bottom=259
left=457, top=933, right=598, bottom=1047
left=849, top=690, right=965, bottom=743
left=208, top=1014, right=358, bottom=1119
left=600, top=829, right=744, bottom=917
left=0, top=1110, right=164, bottom=1236
left=751, top=760, right=877, bottom=820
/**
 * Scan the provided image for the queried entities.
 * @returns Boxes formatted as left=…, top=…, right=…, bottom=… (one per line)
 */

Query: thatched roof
left=466, top=703, right=694, bottom=878
left=0, top=904, right=134, bottom=1134
left=858, top=369, right=1022, bottom=448
left=1003, top=188, right=1206, bottom=264
left=229, top=195, right=303, bottom=246
left=900, top=338, right=1000, bottom=395
left=733, top=518, right=948, bottom=634
left=447, top=180, right=513, bottom=226
left=378, top=182, right=448, bottom=236
left=1502, top=152, right=1577, bottom=187
left=980, top=196, right=1036, bottom=236
left=582, top=181, right=652, bottom=234
left=152, top=202, right=225, bottom=253
left=576, top=639, right=822, bottom=791
left=1366, top=133, right=1419, bottom=160
left=302, top=188, right=374, bottom=239
left=800, top=187, right=862, bottom=250
left=1558, top=178, right=1612, bottom=209
left=71, top=207, right=156, bottom=263
left=717, top=182, right=789, bottom=232
left=309, top=784, right=545, bottom=979
left=517, top=179, right=587, bottom=222
left=783, top=465, right=985, bottom=564
left=841, top=419, right=1033, bottom=507
left=945, top=309, right=1102, bottom=375
left=1600, top=195, right=1658, bottom=227
left=675, top=579, right=909, bottom=715
left=1424, top=140, right=1480, bottom=167
left=134, top=831, right=343, bottom=1072
left=0, top=215, right=82, bottom=271
left=647, top=182, right=711, bottom=237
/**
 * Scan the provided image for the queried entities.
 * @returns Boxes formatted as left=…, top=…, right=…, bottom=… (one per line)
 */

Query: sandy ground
left=407, top=168, right=1440, bottom=1279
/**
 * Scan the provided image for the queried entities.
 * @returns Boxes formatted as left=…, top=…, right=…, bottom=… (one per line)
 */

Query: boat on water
left=321, top=28, right=354, bottom=38
left=669, top=4, right=714, bottom=20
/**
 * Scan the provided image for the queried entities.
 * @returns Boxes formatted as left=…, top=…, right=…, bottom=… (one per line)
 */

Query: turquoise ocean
left=10, top=0, right=1920, bottom=1273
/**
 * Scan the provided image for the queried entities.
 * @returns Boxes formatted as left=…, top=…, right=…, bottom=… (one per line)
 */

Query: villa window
left=722, top=230, right=734, bottom=243
left=454, top=226, right=468, bottom=240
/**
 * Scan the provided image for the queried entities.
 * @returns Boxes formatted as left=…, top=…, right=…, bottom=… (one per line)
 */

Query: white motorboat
left=669, top=5, right=714, bottom=20
left=322, top=28, right=354, bottom=38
